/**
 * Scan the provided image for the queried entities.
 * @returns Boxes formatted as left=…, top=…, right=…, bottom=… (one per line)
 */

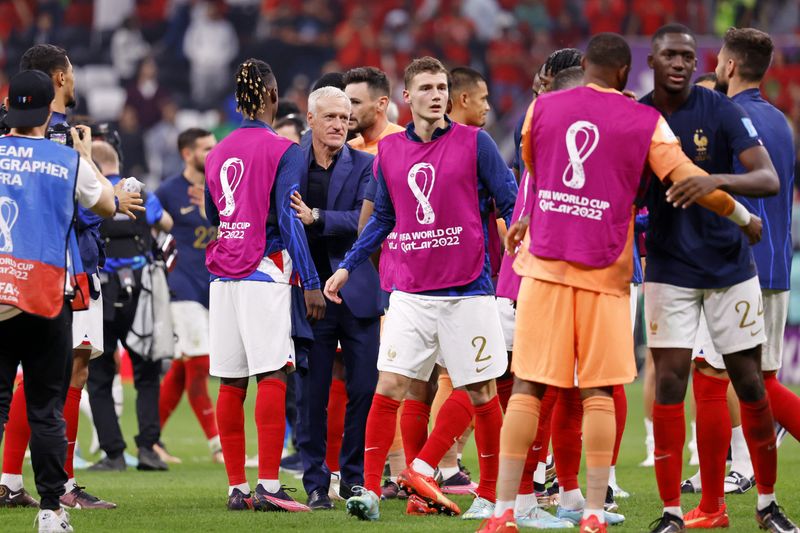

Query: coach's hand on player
left=113, top=180, right=145, bottom=220
left=741, top=214, right=763, bottom=245
left=666, top=174, right=723, bottom=208
left=291, top=191, right=314, bottom=225
left=504, top=216, right=530, bottom=254
left=324, top=268, right=350, bottom=304
left=305, top=289, right=326, bottom=322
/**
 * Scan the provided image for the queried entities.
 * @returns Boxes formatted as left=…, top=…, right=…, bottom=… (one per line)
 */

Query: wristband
left=726, top=200, right=751, bottom=227
left=114, top=195, right=120, bottom=213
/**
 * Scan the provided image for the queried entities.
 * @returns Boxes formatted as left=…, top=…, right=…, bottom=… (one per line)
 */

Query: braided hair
left=235, top=58, right=277, bottom=120
left=544, top=48, right=583, bottom=77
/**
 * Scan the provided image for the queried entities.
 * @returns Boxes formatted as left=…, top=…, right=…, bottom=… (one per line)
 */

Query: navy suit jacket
left=300, top=143, right=383, bottom=319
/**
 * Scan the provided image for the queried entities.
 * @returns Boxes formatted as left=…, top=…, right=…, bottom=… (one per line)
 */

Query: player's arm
left=325, top=170, right=395, bottom=302
left=357, top=156, right=381, bottom=235
left=476, top=130, right=518, bottom=225
left=648, top=118, right=761, bottom=243
left=275, top=146, right=325, bottom=320
left=71, top=127, right=117, bottom=218
left=146, top=194, right=173, bottom=233
left=505, top=102, right=536, bottom=253
left=668, top=102, right=778, bottom=204
left=204, top=185, right=220, bottom=227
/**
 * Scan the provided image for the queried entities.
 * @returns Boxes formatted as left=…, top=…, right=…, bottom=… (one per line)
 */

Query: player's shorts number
left=473, top=335, right=492, bottom=373
left=735, top=296, right=764, bottom=329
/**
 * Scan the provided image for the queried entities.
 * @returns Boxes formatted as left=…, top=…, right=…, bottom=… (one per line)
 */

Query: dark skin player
left=646, top=28, right=777, bottom=446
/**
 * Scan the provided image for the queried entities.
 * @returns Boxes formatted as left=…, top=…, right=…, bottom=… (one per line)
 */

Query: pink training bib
left=378, top=122, right=485, bottom=292
left=205, top=126, right=292, bottom=278
left=528, top=87, right=659, bottom=268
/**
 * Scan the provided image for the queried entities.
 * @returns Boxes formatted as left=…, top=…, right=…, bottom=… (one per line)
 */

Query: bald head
left=92, top=140, right=119, bottom=175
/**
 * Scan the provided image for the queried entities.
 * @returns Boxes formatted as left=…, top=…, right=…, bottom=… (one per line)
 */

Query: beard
left=714, top=79, right=729, bottom=95
left=66, top=94, right=77, bottom=109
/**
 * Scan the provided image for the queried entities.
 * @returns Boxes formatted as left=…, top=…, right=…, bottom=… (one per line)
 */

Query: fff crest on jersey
left=693, top=129, right=709, bottom=162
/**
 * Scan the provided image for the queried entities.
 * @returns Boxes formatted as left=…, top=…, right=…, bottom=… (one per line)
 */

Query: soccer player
left=479, top=32, right=759, bottom=533
left=324, top=56, right=515, bottom=521
left=673, top=26, right=799, bottom=523
left=427, top=66, right=493, bottom=498
left=639, top=24, right=796, bottom=532
left=343, top=66, right=408, bottom=498
left=204, top=58, right=325, bottom=512
left=156, top=128, right=223, bottom=464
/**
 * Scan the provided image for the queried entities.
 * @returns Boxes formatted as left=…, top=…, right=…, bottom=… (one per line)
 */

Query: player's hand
left=504, top=216, right=530, bottom=255
left=304, top=288, right=326, bottom=322
left=740, top=214, right=762, bottom=245
left=666, top=175, right=723, bottom=208
left=291, top=191, right=314, bottom=225
left=71, top=125, right=92, bottom=160
left=187, top=184, right=206, bottom=219
left=324, top=268, right=349, bottom=304
left=113, top=180, right=145, bottom=220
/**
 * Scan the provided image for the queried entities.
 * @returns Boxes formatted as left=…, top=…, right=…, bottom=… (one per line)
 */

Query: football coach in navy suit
left=290, top=86, right=382, bottom=510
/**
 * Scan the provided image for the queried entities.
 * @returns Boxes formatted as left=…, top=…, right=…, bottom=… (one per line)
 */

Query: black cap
left=5, top=70, right=55, bottom=128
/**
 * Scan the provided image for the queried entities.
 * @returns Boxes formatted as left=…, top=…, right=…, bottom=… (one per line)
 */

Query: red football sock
left=216, top=384, right=247, bottom=486
left=184, top=356, right=218, bottom=440
left=400, top=399, right=430, bottom=465
left=159, top=359, right=186, bottom=429
left=63, top=387, right=82, bottom=480
left=693, top=370, right=731, bottom=513
left=2, top=381, right=30, bottom=476
left=416, top=390, right=473, bottom=471
left=533, top=387, right=557, bottom=464
left=255, top=378, right=286, bottom=481
left=612, top=385, right=627, bottom=466
left=325, top=378, right=347, bottom=472
left=739, top=397, right=777, bottom=495
left=552, top=387, right=583, bottom=491
left=653, top=402, right=685, bottom=507
left=474, top=395, right=503, bottom=502
left=764, top=374, right=800, bottom=440
left=364, top=394, right=402, bottom=495
left=497, top=373, right=514, bottom=412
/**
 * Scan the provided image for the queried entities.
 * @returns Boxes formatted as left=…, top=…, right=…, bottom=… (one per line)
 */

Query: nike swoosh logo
left=750, top=329, right=763, bottom=337
left=180, top=205, right=196, bottom=215
left=476, top=365, right=491, bottom=373
left=685, top=516, right=724, bottom=526
left=654, top=454, right=670, bottom=461
left=365, top=447, right=379, bottom=452
left=585, top=528, right=599, bottom=533
left=480, top=453, right=494, bottom=458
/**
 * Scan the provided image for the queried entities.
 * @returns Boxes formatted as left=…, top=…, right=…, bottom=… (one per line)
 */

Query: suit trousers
left=294, top=300, right=379, bottom=494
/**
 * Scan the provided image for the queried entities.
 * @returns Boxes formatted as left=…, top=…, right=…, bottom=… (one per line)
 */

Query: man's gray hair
left=308, top=86, right=351, bottom=115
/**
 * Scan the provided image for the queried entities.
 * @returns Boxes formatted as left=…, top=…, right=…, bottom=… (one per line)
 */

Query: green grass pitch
left=2, top=380, right=799, bottom=532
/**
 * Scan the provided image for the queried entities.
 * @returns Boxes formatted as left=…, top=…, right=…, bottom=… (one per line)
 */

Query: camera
left=45, top=122, right=81, bottom=147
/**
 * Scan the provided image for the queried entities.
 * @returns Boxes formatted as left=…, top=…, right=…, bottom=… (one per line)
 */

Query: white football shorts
left=378, top=291, right=508, bottom=388
left=209, top=280, right=295, bottom=378
left=171, top=300, right=210, bottom=357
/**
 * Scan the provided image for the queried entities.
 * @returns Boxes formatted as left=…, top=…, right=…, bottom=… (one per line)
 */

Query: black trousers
left=87, top=269, right=161, bottom=458
left=0, top=304, right=73, bottom=510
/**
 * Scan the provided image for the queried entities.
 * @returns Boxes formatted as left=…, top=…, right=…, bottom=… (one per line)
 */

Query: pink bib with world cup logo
left=205, top=126, right=293, bottom=279
left=527, top=87, right=659, bottom=268
left=378, top=122, right=485, bottom=292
